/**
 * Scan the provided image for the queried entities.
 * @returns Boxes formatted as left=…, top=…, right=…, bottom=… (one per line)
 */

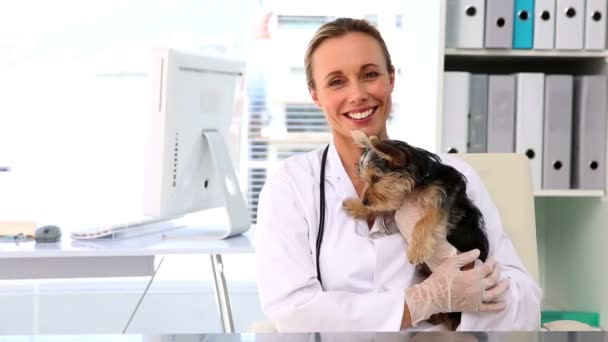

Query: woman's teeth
left=347, top=108, right=374, bottom=120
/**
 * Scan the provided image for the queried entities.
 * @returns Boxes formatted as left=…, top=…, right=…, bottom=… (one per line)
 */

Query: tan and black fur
left=342, top=130, right=489, bottom=329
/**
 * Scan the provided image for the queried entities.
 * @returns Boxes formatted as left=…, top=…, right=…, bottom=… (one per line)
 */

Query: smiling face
left=308, top=32, right=395, bottom=145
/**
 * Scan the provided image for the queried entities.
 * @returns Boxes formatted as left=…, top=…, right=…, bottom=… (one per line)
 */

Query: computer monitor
left=142, top=48, right=250, bottom=239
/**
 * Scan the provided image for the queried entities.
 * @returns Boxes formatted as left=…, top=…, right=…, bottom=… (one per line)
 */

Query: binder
left=534, top=0, right=556, bottom=49
left=543, top=75, right=573, bottom=189
left=487, top=75, right=516, bottom=153
left=513, top=0, right=535, bottom=49
left=515, top=73, right=544, bottom=191
left=572, top=75, right=607, bottom=190
left=468, top=74, right=489, bottom=153
left=485, top=0, right=515, bottom=48
left=445, top=0, right=486, bottom=48
left=584, top=0, right=608, bottom=50
left=442, top=72, right=470, bottom=154
left=555, top=0, right=584, bottom=49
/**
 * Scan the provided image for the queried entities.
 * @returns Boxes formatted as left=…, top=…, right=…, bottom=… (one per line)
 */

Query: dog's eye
left=371, top=175, right=380, bottom=183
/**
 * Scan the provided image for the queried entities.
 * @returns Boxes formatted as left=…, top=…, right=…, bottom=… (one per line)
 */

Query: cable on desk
left=122, top=256, right=165, bottom=334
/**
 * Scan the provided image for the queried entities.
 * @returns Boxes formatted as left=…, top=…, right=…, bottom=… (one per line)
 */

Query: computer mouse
left=35, top=225, right=62, bottom=243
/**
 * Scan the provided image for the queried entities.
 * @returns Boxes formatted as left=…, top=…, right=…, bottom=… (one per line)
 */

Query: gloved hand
left=394, top=199, right=457, bottom=271
left=404, top=249, right=510, bottom=326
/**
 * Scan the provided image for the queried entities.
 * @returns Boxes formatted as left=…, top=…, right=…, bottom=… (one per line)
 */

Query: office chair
left=454, top=153, right=540, bottom=284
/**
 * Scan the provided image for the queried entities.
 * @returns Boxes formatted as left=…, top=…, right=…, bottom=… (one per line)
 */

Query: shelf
left=534, top=190, right=605, bottom=197
left=445, top=48, right=608, bottom=59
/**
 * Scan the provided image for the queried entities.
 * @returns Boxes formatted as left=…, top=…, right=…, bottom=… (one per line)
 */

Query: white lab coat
left=254, top=143, right=542, bottom=332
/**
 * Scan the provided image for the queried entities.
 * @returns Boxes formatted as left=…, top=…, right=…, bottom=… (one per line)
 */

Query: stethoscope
left=316, top=145, right=330, bottom=287
left=316, top=144, right=390, bottom=288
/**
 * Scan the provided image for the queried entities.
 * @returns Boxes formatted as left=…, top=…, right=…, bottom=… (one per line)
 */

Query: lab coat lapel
left=324, top=143, right=357, bottom=198
left=324, top=143, right=369, bottom=235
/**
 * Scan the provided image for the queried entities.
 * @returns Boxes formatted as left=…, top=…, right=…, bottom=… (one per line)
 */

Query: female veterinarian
left=255, top=17, right=541, bottom=331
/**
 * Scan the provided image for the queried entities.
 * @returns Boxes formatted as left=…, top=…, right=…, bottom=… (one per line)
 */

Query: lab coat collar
left=324, top=143, right=357, bottom=197
left=325, top=142, right=348, bottom=181
left=323, top=143, right=363, bottom=232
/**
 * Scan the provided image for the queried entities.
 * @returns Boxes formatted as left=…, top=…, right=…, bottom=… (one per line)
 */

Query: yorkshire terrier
left=342, top=130, right=490, bottom=330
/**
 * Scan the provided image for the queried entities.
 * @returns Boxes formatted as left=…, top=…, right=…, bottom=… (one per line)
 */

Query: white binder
left=468, top=74, right=489, bottom=153
left=543, top=75, right=573, bottom=189
left=572, top=75, right=607, bottom=190
left=485, top=0, right=515, bottom=48
left=442, top=72, right=470, bottom=154
left=515, top=73, right=545, bottom=191
left=487, top=75, right=516, bottom=153
left=584, top=0, right=608, bottom=50
left=445, top=0, right=486, bottom=48
left=534, top=0, right=556, bottom=49
left=555, top=0, right=585, bottom=49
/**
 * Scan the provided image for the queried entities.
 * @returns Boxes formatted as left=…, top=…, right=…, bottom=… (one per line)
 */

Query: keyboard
left=71, top=217, right=180, bottom=240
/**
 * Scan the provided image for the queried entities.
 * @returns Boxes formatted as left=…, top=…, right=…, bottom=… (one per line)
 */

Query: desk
left=0, top=332, right=604, bottom=342
left=0, top=230, right=255, bottom=333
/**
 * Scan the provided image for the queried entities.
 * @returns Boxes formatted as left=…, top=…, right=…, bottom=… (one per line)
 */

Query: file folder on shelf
left=572, top=75, right=607, bottom=190
left=442, top=72, right=470, bottom=154
left=445, top=0, right=486, bottom=48
left=534, top=0, right=556, bottom=49
left=555, top=0, right=584, bottom=49
left=543, top=75, right=573, bottom=189
left=584, top=0, right=608, bottom=50
left=515, top=73, right=544, bottom=191
left=513, top=0, right=535, bottom=49
left=468, top=74, right=489, bottom=153
left=485, top=0, right=515, bottom=48
left=487, top=75, right=516, bottom=153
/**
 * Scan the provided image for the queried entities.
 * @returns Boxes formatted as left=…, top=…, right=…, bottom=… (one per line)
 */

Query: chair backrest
left=454, top=153, right=540, bottom=283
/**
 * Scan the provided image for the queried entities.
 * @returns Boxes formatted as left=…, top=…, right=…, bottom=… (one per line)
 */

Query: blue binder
left=513, top=0, right=535, bottom=48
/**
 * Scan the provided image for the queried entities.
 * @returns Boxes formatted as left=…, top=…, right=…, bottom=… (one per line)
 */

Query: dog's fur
left=342, top=130, right=490, bottom=329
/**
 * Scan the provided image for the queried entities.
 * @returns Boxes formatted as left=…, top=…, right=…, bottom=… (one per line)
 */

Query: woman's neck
left=334, top=136, right=362, bottom=179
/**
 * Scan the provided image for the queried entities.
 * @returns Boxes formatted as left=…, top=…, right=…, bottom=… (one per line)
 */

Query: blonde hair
left=304, top=18, right=394, bottom=90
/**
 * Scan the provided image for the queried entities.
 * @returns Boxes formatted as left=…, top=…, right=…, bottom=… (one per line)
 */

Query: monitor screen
left=143, top=48, right=249, bottom=237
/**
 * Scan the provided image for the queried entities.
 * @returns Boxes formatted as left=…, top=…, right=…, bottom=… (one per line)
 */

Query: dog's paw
left=342, top=199, right=370, bottom=219
left=407, top=237, right=435, bottom=265
left=407, top=247, right=427, bottom=265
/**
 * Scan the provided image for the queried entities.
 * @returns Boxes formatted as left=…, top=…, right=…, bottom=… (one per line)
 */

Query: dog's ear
left=351, top=130, right=370, bottom=149
left=369, top=137, right=407, bottom=168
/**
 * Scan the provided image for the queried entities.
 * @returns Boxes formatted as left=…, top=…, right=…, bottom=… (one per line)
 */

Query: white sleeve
left=450, top=159, right=543, bottom=331
left=254, top=171, right=406, bottom=332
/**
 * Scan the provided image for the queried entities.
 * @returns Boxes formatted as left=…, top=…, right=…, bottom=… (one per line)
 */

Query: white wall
left=388, top=1, right=445, bottom=152
left=0, top=281, right=264, bottom=334
left=0, top=253, right=264, bottom=334
left=541, top=197, right=608, bottom=327
left=534, top=199, right=548, bottom=297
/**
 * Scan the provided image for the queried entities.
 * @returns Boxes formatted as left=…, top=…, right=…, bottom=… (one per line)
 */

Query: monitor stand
left=162, top=130, right=251, bottom=240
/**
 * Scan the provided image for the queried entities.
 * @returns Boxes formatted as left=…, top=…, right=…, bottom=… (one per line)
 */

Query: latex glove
left=404, top=249, right=510, bottom=326
left=394, top=199, right=457, bottom=271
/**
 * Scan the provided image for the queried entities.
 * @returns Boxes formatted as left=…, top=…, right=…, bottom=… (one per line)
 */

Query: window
left=0, top=0, right=255, bottom=283
left=277, top=15, right=334, bottom=30
left=0, top=0, right=406, bottom=282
